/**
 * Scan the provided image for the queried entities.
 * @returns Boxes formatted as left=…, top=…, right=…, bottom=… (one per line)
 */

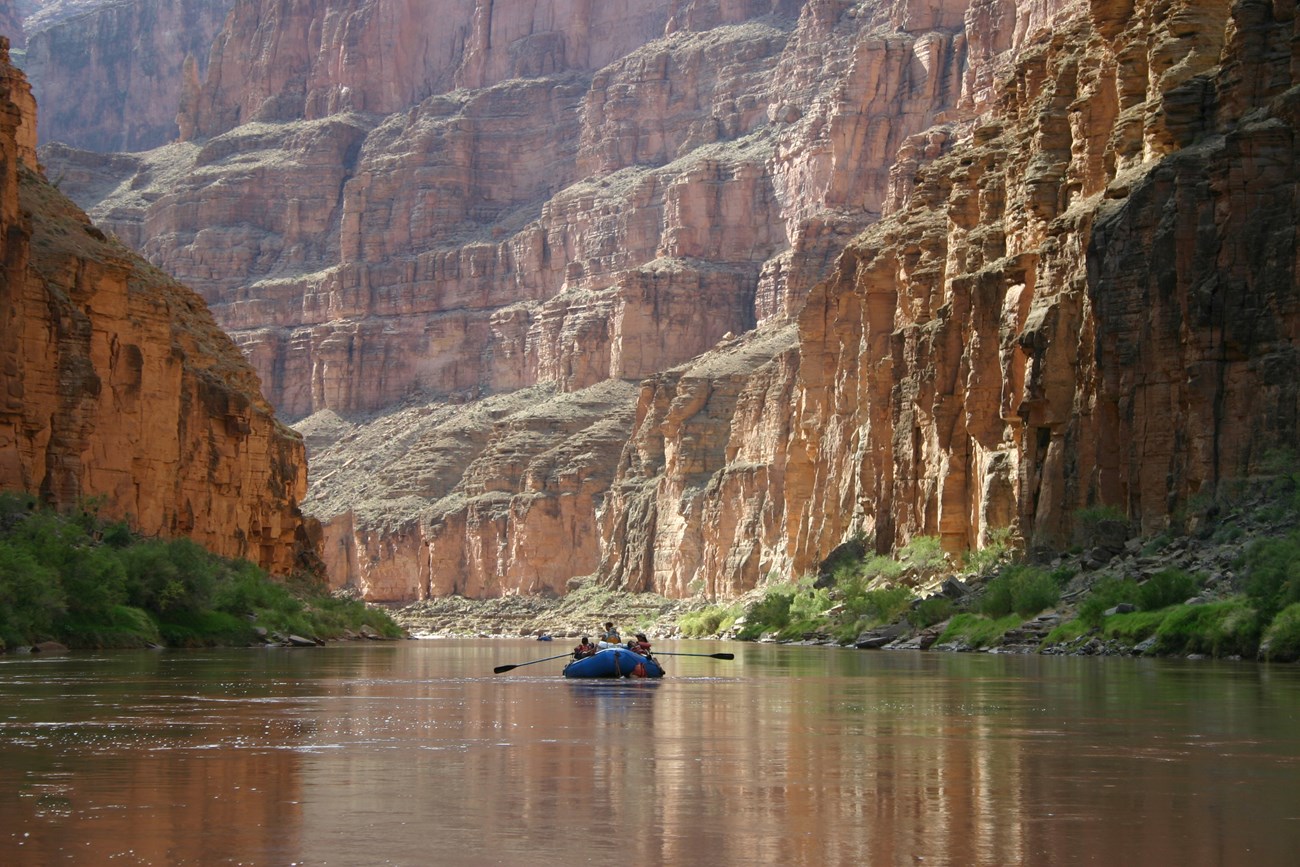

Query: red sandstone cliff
left=37, top=0, right=1300, bottom=602
left=0, top=39, right=313, bottom=574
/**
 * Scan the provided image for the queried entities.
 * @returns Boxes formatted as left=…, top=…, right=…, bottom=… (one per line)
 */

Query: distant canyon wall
left=0, top=39, right=313, bottom=574
left=21, top=0, right=236, bottom=151
left=38, top=0, right=1300, bottom=602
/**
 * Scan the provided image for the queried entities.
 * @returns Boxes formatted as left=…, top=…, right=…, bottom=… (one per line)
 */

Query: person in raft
left=628, top=633, right=653, bottom=657
left=573, top=637, right=597, bottom=659
left=601, top=622, right=621, bottom=645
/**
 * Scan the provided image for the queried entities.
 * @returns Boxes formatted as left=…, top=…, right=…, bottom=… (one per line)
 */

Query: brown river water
left=2, top=640, right=1299, bottom=866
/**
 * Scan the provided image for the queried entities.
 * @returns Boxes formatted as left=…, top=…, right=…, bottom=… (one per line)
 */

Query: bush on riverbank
left=0, top=492, right=404, bottom=651
left=1261, top=603, right=1300, bottom=662
left=979, top=565, right=1064, bottom=618
left=678, top=603, right=741, bottom=638
left=734, top=538, right=950, bottom=641
left=937, top=613, right=1022, bottom=648
left=716, top=472, right=1300, bottom=661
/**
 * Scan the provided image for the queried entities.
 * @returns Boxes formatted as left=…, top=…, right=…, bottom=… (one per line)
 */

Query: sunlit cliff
left=25, top=0, right=1300, bottom=600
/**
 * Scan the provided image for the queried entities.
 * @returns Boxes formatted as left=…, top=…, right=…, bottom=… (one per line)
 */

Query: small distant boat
left=536, top=634, right=553, bottom=641
left=563, top=646, right=665, bottom=679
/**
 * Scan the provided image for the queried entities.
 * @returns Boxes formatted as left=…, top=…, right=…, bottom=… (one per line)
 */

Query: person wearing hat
left=630, top=632, right=653, bottom=657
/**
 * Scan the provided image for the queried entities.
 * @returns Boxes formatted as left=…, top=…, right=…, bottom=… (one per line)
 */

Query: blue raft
left=562, top=646, right=665, bottom=679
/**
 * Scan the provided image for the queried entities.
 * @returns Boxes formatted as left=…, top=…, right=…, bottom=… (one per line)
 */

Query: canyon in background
left=9, top=0, right=1300, bottom=603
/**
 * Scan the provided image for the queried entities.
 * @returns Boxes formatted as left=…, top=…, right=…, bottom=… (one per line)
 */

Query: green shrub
left=859, top=554, right=904, bottom=581
left=59, top=605, right=161, bottom=649
left=213, top=559, right=302, bottom=618
left=158, top=610, right=257, bottom=647
left=1101, top=610, right=1169, bottom=644
left=789, top=585, right=832, bottom=623
left=679, top=604, right=738, bottom=638
left=1244, top=533, right=1300, bottom=617
left=1043, top=619, right=1092, bottom=645
left=936, top=613, right=1022, bottom=648
left=981, top=565, right=1060, bottom=618
left=60, top=545, right=128, bottom=621
left=1076, top=504, right=1127, bottom=527
left=900, top=536, right=945, bottom=571
left=0, top=497, right=403, bottom=648
left=0, top=541, right=64, bottom=647
left=1153, top=600, right=1262, bottom=658
left=1261, top=603, right=1300, bottom=662
left=1136, top=568, right=1200, bottom=612
left=964, top=527, right=1015, bottom=576
left=119, top=537, right=219, bottom=614
left=908, top=595, right=954, bottom=628
left=0, top=490, right=37, bottom=524
left=1078, top=576, right=1140, bottom=627
left=736, top=585, right=796, bottom=639
left=843, top=585, right=912, bottom=625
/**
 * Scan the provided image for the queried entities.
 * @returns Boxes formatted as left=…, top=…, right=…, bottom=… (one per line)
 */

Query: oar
left=653, top=651, right=735, bottom=660
left=493, top=652, right=573, bottom=674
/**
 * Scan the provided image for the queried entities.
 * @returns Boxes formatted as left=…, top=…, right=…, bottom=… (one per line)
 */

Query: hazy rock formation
left=21, top=0, right=236, bottom=151
left=0, top=2, right=24, bottom=49
left=0, top=40, right=313, bottom=574
left=39, top=0, right=1300, bottom=601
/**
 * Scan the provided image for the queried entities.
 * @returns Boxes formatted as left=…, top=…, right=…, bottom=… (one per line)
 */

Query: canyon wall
left=21, top=0, right=236, bottom=151
left=38, top=0, right=1300, bottom=601
left=0, top=39, right=313, bottom=574
left=0, top=2, right=23, bottom=49
left=781, top=0, right=1300, bottom=566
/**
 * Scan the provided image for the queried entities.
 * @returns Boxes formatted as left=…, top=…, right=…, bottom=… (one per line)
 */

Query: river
left=2, top=640, right=1298, bottom=866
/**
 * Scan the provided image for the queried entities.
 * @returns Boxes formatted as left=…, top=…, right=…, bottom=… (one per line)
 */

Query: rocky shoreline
left=387, top=485, right=1299, bottom=662
left=388, top=579, right=706, bottom=641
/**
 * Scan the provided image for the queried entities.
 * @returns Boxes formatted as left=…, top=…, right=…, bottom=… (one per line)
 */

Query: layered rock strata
left=0, top=40, right=312, bottom=574
left=573, top=0, right=1300, bottom=596
left=21, top=0, right=236, bottom=151
left=780, top=0, right=1300, bottom=566
left=39, top=0, right=1300, bottom=602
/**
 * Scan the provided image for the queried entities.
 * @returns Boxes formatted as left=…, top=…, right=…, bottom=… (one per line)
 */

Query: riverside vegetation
left=392, top=466, right=1300, bottom=664
left=10, top=463, right=1300, bottom=663
left=677, top=465, right=1300, bottom=663
left=0, top=492, right=404, bottom=652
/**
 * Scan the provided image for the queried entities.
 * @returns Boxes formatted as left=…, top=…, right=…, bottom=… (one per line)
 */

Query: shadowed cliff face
left=0, top=40, right=314, bottom=575
left=36, top=0, right=1300, bottom=601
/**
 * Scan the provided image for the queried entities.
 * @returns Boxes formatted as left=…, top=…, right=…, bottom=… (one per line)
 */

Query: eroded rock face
left=0, top=40, right=313, bottom=574
left=22, top=0, right=236, bottom=151
left=782, top=0, right=1300, bottom=568
left=39, top=0, right=1300, bottom=602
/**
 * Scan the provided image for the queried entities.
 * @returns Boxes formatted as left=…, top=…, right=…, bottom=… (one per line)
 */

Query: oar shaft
left=493, top=651, right=573, bottom=673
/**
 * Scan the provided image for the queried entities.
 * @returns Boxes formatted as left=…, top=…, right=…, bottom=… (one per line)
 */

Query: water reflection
left=0, top=652, right=310, bottom=865
left=2, top=644, right=1299, bottom=866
